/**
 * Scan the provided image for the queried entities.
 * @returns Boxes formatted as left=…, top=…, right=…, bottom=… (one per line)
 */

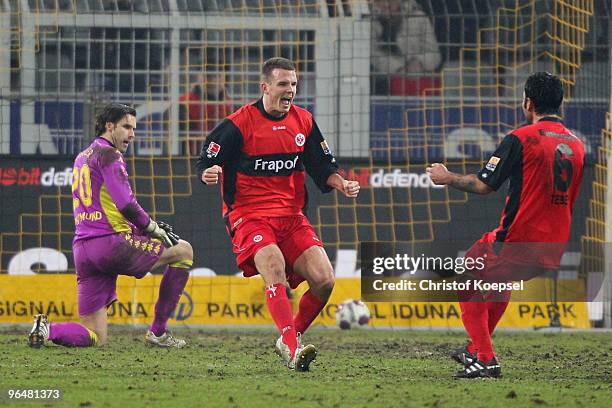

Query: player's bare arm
left=326, top=173, right=360, bottom=198
left=426, top=163, right=492, bottom=195
left=202, top=165, right=222, bottom=185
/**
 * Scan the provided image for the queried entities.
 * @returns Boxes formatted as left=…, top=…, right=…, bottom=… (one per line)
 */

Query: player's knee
left=80, top=312, right=107, bottom=347
left=83, top=325, right=106, bottom=346
left=178, top=240, right=193, bottom=261
left=269, top=260, right=286, bottom=279
left=322, top=275, right=335, bottom=294
left=262, top=259, right=286, bottom=282
left=167, top=240, right=193, bottom=265
left=312, top=274, right=335, bottom=300
left=95, top=332, right=107, bottom=347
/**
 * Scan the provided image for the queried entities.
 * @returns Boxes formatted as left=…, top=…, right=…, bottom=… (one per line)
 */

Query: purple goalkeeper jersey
left=72, top=137, right=150, bottom=242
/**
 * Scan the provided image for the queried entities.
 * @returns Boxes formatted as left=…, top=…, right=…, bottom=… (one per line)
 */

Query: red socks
left=266, top=284, right=326, bottom=358
left=459, top=289, right=511, bottom=363
left=487, top=300, right=510, bottom=335
left=294, top=290, right=325, bottom=334
left=487, top=290, right=511, bottom=335
left=265, top=283, right=297, bottom=357
left=459, top=301, right=495, bottom=362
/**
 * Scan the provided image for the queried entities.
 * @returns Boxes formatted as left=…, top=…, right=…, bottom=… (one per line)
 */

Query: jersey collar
left=538, top=116, right=564, bottom=124
left=254, top=98, right=288, bottom=122
left=96, top=136, right=117, bottom=149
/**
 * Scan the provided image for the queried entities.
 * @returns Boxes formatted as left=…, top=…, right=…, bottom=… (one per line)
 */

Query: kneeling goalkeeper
left=28, top=103, right=193, bottom=348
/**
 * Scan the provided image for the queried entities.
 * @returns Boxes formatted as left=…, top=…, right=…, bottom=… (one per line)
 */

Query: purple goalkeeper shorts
left=73, top=232, right=166, bottom=317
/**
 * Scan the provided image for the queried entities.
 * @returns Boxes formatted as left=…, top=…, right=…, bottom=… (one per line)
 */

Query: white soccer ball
left=335, top=299, right=371, bottom=330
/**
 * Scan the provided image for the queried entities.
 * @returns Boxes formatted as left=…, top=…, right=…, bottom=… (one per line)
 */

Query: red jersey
left=196, top=99, right=339, bottom=230
left=478, top=117, right=584, bottom=247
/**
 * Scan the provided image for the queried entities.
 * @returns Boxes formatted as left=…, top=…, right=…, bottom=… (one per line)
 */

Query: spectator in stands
left=179, top=72, right=233, bottom=155
left=371, top=0, right=442, bottom=95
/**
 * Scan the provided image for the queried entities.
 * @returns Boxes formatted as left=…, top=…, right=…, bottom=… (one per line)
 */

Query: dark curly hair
left=94, top=103, right=136, bottom=137
left=524, top=72, right=564, bottom=115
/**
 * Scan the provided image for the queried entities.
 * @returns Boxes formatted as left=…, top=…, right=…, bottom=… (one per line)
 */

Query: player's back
left=504, top=117, right=584, bottom=243
left=72, top=138, right=134, bottom=242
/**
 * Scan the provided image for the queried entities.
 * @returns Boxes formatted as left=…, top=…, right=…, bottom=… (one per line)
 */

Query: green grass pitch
left=1, top=328, right=611, bottom=407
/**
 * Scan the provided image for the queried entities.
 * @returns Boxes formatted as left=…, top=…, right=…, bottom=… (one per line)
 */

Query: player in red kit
left=427, top=72, right=584, bottom=378
left=196, top=58, right=360, bottom=371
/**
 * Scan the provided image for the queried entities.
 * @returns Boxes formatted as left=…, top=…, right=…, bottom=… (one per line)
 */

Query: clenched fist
left=426, top=163, right=451, bottom=185
left=341, top=180, right=360, bottom=198
left=202, top=165, right=222, bottom=185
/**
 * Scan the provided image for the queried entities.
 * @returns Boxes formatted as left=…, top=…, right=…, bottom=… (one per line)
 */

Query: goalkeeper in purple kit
left=28, top=103, right=194, bottom=348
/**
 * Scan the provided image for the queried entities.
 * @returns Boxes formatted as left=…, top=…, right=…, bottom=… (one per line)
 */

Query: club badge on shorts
left=485, top=156, right=500, bottom=171
left=206, top=142, right=221, bottom=158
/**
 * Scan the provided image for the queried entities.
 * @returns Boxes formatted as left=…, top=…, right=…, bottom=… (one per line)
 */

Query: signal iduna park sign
left=0, top=275, right=590, bottom=329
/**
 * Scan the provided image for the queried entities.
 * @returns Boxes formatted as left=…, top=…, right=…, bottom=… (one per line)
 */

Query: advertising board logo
left=0, top=167, right=41, bottom=186
left=337, top=168, right=443, bottom=189
left=172, top=291, right=193, bottom=321
left=0, top=166, right=73, bottom=187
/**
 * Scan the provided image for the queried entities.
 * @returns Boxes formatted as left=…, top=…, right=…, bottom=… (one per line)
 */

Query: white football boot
left=28, top=314, right=50, bottom=348
left=275, top=335, right=291, bottom=360
left=275, top=334, right=317, bottom=371
left=145, top=330, right=186, bottom=348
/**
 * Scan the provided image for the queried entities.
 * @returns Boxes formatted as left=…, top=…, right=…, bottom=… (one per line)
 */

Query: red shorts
left=464, top=231, right=497, bottom=268
left=464, top=231, right=553, bottom=284
left=231, top=215, right=323, bottom=285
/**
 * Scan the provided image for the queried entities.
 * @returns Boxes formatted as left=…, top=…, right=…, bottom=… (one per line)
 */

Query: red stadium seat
left=390, top=74, right=441, bottom=96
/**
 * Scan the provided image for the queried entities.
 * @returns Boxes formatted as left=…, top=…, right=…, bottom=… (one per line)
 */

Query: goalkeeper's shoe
left=450, top=345, right=477, bottom=365
left=145, top=330, right=186, bottom=348
left=28, top=314, right=50, bottom=348
left=454, top=357, right=501, bottom=379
